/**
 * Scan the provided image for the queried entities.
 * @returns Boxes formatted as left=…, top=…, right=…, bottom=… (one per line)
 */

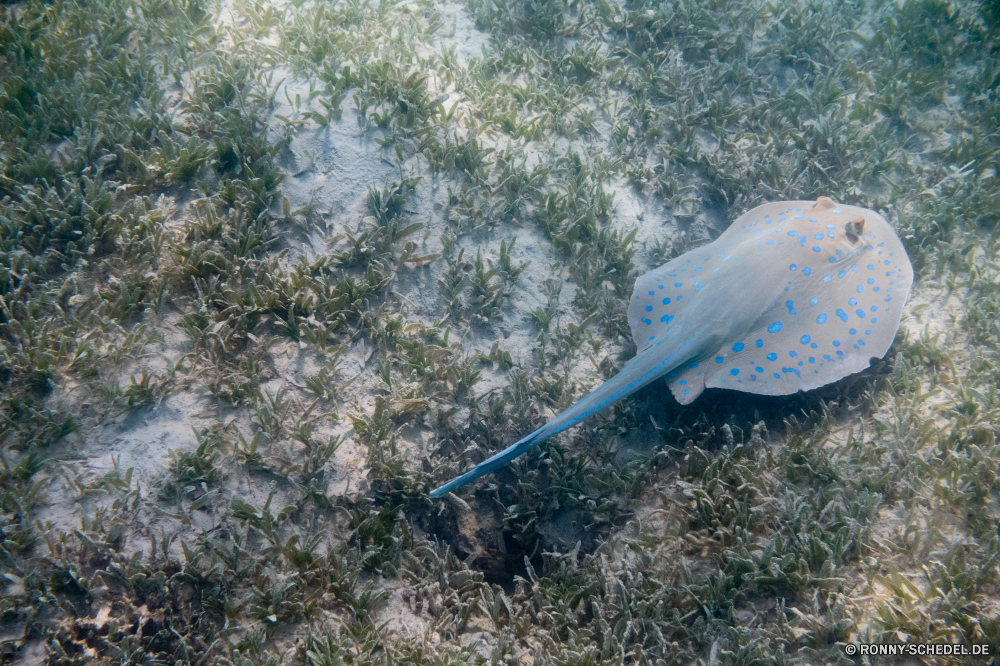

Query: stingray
left=430, top=197, right=913, bottom=498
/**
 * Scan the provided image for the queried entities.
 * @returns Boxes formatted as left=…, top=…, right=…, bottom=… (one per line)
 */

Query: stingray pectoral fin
left=429, top=332, right=704, bottom=498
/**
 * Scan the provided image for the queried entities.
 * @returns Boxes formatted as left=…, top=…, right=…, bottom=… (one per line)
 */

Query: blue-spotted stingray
left=430, top=197, right=913, bottom=498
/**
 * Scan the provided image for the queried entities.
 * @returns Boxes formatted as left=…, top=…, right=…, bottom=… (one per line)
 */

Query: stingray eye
left=813, top=196, right=836, bottom=209
left=845, top=215, right=865, bottom=243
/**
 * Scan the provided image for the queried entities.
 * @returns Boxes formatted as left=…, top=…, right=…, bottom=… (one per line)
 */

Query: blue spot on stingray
left=867, top=264, right=875, bottom=270
left=682, top=389, right=690, bottom=395
left=857, top=285, right=865, bottom=293
left=856, top=309, right=866, bottom=318
left=774, top=373, right=781, bottom=378
left=824, top=275, right=833, bottom=283
left=833, top=340, right=841, bottom=347
left=690, top=363, right=699, bottom=369
left=837, top=350, right=845, bottom=357
left=783, top=367, right=801, bottom=377
left=812, top=246, right=822, bottom=252
left=789, top=350, right=798, bottom=358
left=641, top=318, right=651, bottom=325
left=674, top=282, right=682, bottom=287
left=836, top=309, right=848, bottom=322
left=789, top=264, right=797, bottom=270
left=838, top=270, right=847, bottom=278
left=858, top=339, right=866, bottom=346
left=824, top=354, right=832, bottom=360
left=866, top=330, right=872, bottom=335
left=867, top=278, right=875, bottom=285
left=732, top=342, right=745, bottom=352
left=767, top=353, right=777, bottom=361
left=816, top=314, right=828, bottom=324
left=756, top=339, right=763, bottom=348
left=803, top=267, right=812, bottom=276
left=716, top=357, right=724, bottom=364
left=829, top=257, right=838, bottom=263
left=649, top=336, right=655, bottom=341
left=800, top=335, right=811, bottom=344
left=661, top=314, right=674, bottom=323
left=814, top=234, right=824, bottom=240
left=645, top=305, right=652, bottom=312
left=849, top=328, right=857, bottom=335
left=811, top=218, right=819, bottom=222
left=871, top=318, right=877, bottom=323
left=873, top=286, right=880, bottom=292
left=836, top=249, right=843, bottom=255
left=677, top=295, right=683, bottom=300
left=785, top=300, right=795, bottom=314
left=809, top=357, right=816, bottom=363
left=849, top=298, right=857, bottom=306
left=810, top=342, right=818, bottom=349
left=768, top=321, right=783, bottom=333
left=662, top=298, right=671, bottom=304
left=810, top=297, right=819, bottom=306
left=870, top=306, right=877, bottom=312
left=679, top=380, right=687, bottom=385
left=648, top=291, right=654, bottom=296
left=730, top=368, right=739, bottom=376
left=833, top=209, right=841, bottom=213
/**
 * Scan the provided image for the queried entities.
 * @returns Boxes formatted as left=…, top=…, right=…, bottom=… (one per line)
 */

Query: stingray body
left=429, top=198, right=912, bottom=498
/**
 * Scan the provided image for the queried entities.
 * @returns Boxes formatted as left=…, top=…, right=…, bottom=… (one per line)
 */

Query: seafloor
left=1, top=0, right=999, bottom=663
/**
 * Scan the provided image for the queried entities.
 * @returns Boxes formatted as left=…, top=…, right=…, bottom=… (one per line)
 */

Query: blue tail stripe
left=429, top=332, right=700, bottom=498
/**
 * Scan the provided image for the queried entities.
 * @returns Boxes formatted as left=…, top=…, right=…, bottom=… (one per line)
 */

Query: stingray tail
left=429, top=331, right=702, bottom=498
